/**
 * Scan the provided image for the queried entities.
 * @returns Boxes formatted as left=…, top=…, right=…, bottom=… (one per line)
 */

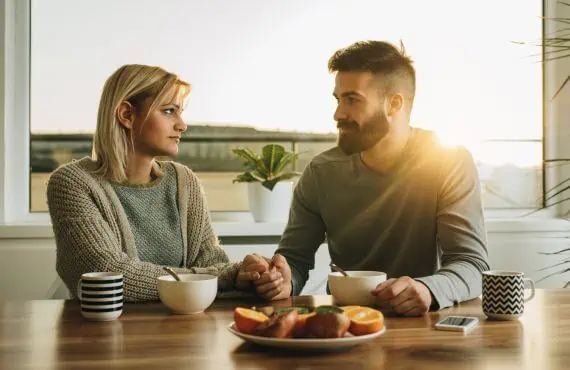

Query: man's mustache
left=336, top=120, right=359, bottom=131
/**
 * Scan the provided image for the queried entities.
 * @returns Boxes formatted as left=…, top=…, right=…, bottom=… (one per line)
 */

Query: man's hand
left=235, top=254, right=270, bottom=291
left=371, top=276, right=432, bottom=316
left=254, top=254, right=292, bottom=301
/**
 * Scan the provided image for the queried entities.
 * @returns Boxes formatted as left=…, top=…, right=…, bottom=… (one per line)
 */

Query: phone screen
left=438, top=317, right=477, bottom=327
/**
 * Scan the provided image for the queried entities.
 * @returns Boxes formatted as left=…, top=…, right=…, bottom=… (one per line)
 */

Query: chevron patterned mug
left=482, top=270, right=535, bottom=320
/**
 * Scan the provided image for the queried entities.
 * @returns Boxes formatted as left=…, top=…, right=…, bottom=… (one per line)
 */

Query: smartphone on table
left=434, top=316, right=479, bottom=334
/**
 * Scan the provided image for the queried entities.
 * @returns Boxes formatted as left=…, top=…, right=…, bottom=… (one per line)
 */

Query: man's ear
left=386, top=94, right=404, bottom=117
left=116, top=101, right=136, bottom=130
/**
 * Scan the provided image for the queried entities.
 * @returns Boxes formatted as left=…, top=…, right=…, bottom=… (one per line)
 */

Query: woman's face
left=130, top=88, right=188, bottom=159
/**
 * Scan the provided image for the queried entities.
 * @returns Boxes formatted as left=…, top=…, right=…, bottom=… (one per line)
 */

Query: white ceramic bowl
left=157, top=274, right=217, bottom=314
left=328, top=271, right=387, bottom=306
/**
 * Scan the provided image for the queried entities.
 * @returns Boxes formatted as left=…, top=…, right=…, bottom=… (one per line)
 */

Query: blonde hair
left=92, top=64, right=191, bottom=182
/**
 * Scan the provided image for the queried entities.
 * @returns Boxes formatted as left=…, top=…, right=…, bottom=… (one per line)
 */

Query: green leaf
left=231, top=148, right=269, bottom=178
left=250, top=170, right=266, bottom=182
left=314, top=305, right=343, bottom=314
left=260, top=173, right=297, bottom=190
left=275, top=306, right=313, bottom=315
left=246, top=148, right=270, bottom=176
left=273, top=152, right=300, bottom=175
left=552, top=75, right=570, bottom=100
left=231, top=148, right=256, bottom=163
left=262, top=144, right=286, bottom=178
left=231, top=148, right=259, bottom=171
left=536, top=258, right=570, bottom=272
left=536, top=267, right=570, bottom=283
left=544, top=184, right=570, bottom=203
left=232, top=172, right=258, bottom=183
left=273, top=172, right=301, bottom=182
left=539, top=248, right=570, bottom=255
left=544, top=53, right=570, bottom=63
left=261, top=179, right=279, bottom=191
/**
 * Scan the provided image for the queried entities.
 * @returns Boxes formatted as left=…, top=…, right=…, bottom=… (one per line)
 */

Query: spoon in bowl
left=162, top=266, right=181, bottom=281
left=329, top=263, right=349, bottom=277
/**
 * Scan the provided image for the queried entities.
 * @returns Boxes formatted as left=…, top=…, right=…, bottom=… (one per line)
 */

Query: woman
left=47, top=64, right=276, bottom=301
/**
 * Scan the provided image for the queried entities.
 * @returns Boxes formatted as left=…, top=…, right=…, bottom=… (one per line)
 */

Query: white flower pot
left=247, top=182, right=293, bottom=222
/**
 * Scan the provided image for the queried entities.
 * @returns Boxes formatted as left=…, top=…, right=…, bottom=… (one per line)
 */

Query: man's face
left=333, top=71, right=390, bottom=155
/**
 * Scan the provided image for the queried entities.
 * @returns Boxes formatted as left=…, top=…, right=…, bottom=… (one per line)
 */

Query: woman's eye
left=163, top=108, right=176, bottom=115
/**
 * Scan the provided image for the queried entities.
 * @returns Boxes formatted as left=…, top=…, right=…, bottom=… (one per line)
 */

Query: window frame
left=1, top=0, right=567, bottom=237
left=1, top=0, right=41, bottom=224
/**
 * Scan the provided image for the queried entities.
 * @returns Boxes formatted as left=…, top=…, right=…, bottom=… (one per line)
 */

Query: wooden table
left=0, top=289, right=569, bottom=369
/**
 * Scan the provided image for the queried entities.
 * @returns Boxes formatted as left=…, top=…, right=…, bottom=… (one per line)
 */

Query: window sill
left=0, top=220, right=287, bottom=239
left=484, top=217, right=569, bottom=233
left=0, top=216, right=568, bottom=239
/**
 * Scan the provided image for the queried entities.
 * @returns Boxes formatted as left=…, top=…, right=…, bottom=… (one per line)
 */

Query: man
left=253, top=40, right=490, bottom=315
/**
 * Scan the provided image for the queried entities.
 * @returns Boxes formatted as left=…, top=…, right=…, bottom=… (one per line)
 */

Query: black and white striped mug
left=78, top=272, right=123, bottom=321
left=482, top=270, right=535, bottom=320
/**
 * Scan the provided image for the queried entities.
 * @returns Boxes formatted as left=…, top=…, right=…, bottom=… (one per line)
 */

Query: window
left=30, top=0, right=542, bottom=213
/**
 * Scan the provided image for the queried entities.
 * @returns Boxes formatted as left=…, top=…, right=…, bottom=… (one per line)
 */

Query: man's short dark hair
left=328, top=40, right=416, bottom=110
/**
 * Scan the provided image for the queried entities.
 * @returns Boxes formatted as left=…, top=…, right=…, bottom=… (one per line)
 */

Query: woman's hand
left=235, top=254, right=270, bottom=290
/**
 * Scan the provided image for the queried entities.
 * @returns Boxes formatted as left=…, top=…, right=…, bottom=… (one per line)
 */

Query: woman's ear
left=116, top=101, right=136, bottom=130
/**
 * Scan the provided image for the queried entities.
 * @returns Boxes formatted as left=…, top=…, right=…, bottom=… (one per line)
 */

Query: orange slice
left=340, top=305, right=362, bottom=312
left=344, top=307, right=384, bottom=336
left=234, top=307, right=269, bottom=334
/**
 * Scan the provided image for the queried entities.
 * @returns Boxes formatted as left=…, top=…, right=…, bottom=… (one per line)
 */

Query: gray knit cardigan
left=47, top=158, right=241, bottom=301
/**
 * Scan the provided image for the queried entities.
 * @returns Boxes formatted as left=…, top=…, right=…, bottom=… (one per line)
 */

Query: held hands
left=235, top=253, right=292, bottom=301
left=235, top=254, right=270, bottom=291
left=253, top=254, right=292, bottom=301
left=371, top=276, right=432, bottom=316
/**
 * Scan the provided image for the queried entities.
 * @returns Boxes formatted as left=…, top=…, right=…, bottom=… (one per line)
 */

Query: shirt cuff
left=290, top=266, right=305, bottom=296
left=291, top=278, right=300, bottom=296
left=414, top=276, right=451, bottom=311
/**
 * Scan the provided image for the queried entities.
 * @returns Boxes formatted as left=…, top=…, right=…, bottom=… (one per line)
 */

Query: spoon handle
left=329, top=263, right=349, bottom=277
left=162, top=266, right=181, bottom=281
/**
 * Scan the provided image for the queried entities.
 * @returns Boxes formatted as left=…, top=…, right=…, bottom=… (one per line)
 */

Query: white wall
left=1, top=229, right=569, bottom=300
left=0, top=238, right=59, bottom=299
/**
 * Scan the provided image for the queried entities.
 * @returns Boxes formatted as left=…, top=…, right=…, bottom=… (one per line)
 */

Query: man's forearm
left=415, top=258, right=489, bottom=309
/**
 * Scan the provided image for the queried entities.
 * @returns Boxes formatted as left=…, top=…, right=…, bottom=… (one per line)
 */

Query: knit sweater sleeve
left=47, top=165, right=193, bottom=302
left=181, top=167, right=243, bottom=292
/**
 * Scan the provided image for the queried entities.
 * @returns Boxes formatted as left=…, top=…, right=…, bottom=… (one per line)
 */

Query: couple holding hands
left=48, top=40, right=489, bottom=316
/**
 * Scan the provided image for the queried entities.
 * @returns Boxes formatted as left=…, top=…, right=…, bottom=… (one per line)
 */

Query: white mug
left=78, top=272, right=124, bottom=321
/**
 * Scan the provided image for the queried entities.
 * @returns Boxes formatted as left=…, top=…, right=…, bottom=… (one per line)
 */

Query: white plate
left=227, top=322, right=386, bottom=351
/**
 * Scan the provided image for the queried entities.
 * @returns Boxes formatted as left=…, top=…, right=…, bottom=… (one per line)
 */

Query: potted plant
left=232, top=144, right=301, bottom=222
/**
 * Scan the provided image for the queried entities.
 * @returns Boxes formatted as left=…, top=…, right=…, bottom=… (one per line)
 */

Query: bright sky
left=31, top=0, right=542, bottom=165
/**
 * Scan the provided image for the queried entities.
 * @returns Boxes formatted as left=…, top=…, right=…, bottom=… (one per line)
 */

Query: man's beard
left=337, top=111, right=390, bottom=155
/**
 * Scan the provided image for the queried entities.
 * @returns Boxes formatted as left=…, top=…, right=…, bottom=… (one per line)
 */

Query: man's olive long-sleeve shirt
left=276, top=128, right=490, bottom=309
